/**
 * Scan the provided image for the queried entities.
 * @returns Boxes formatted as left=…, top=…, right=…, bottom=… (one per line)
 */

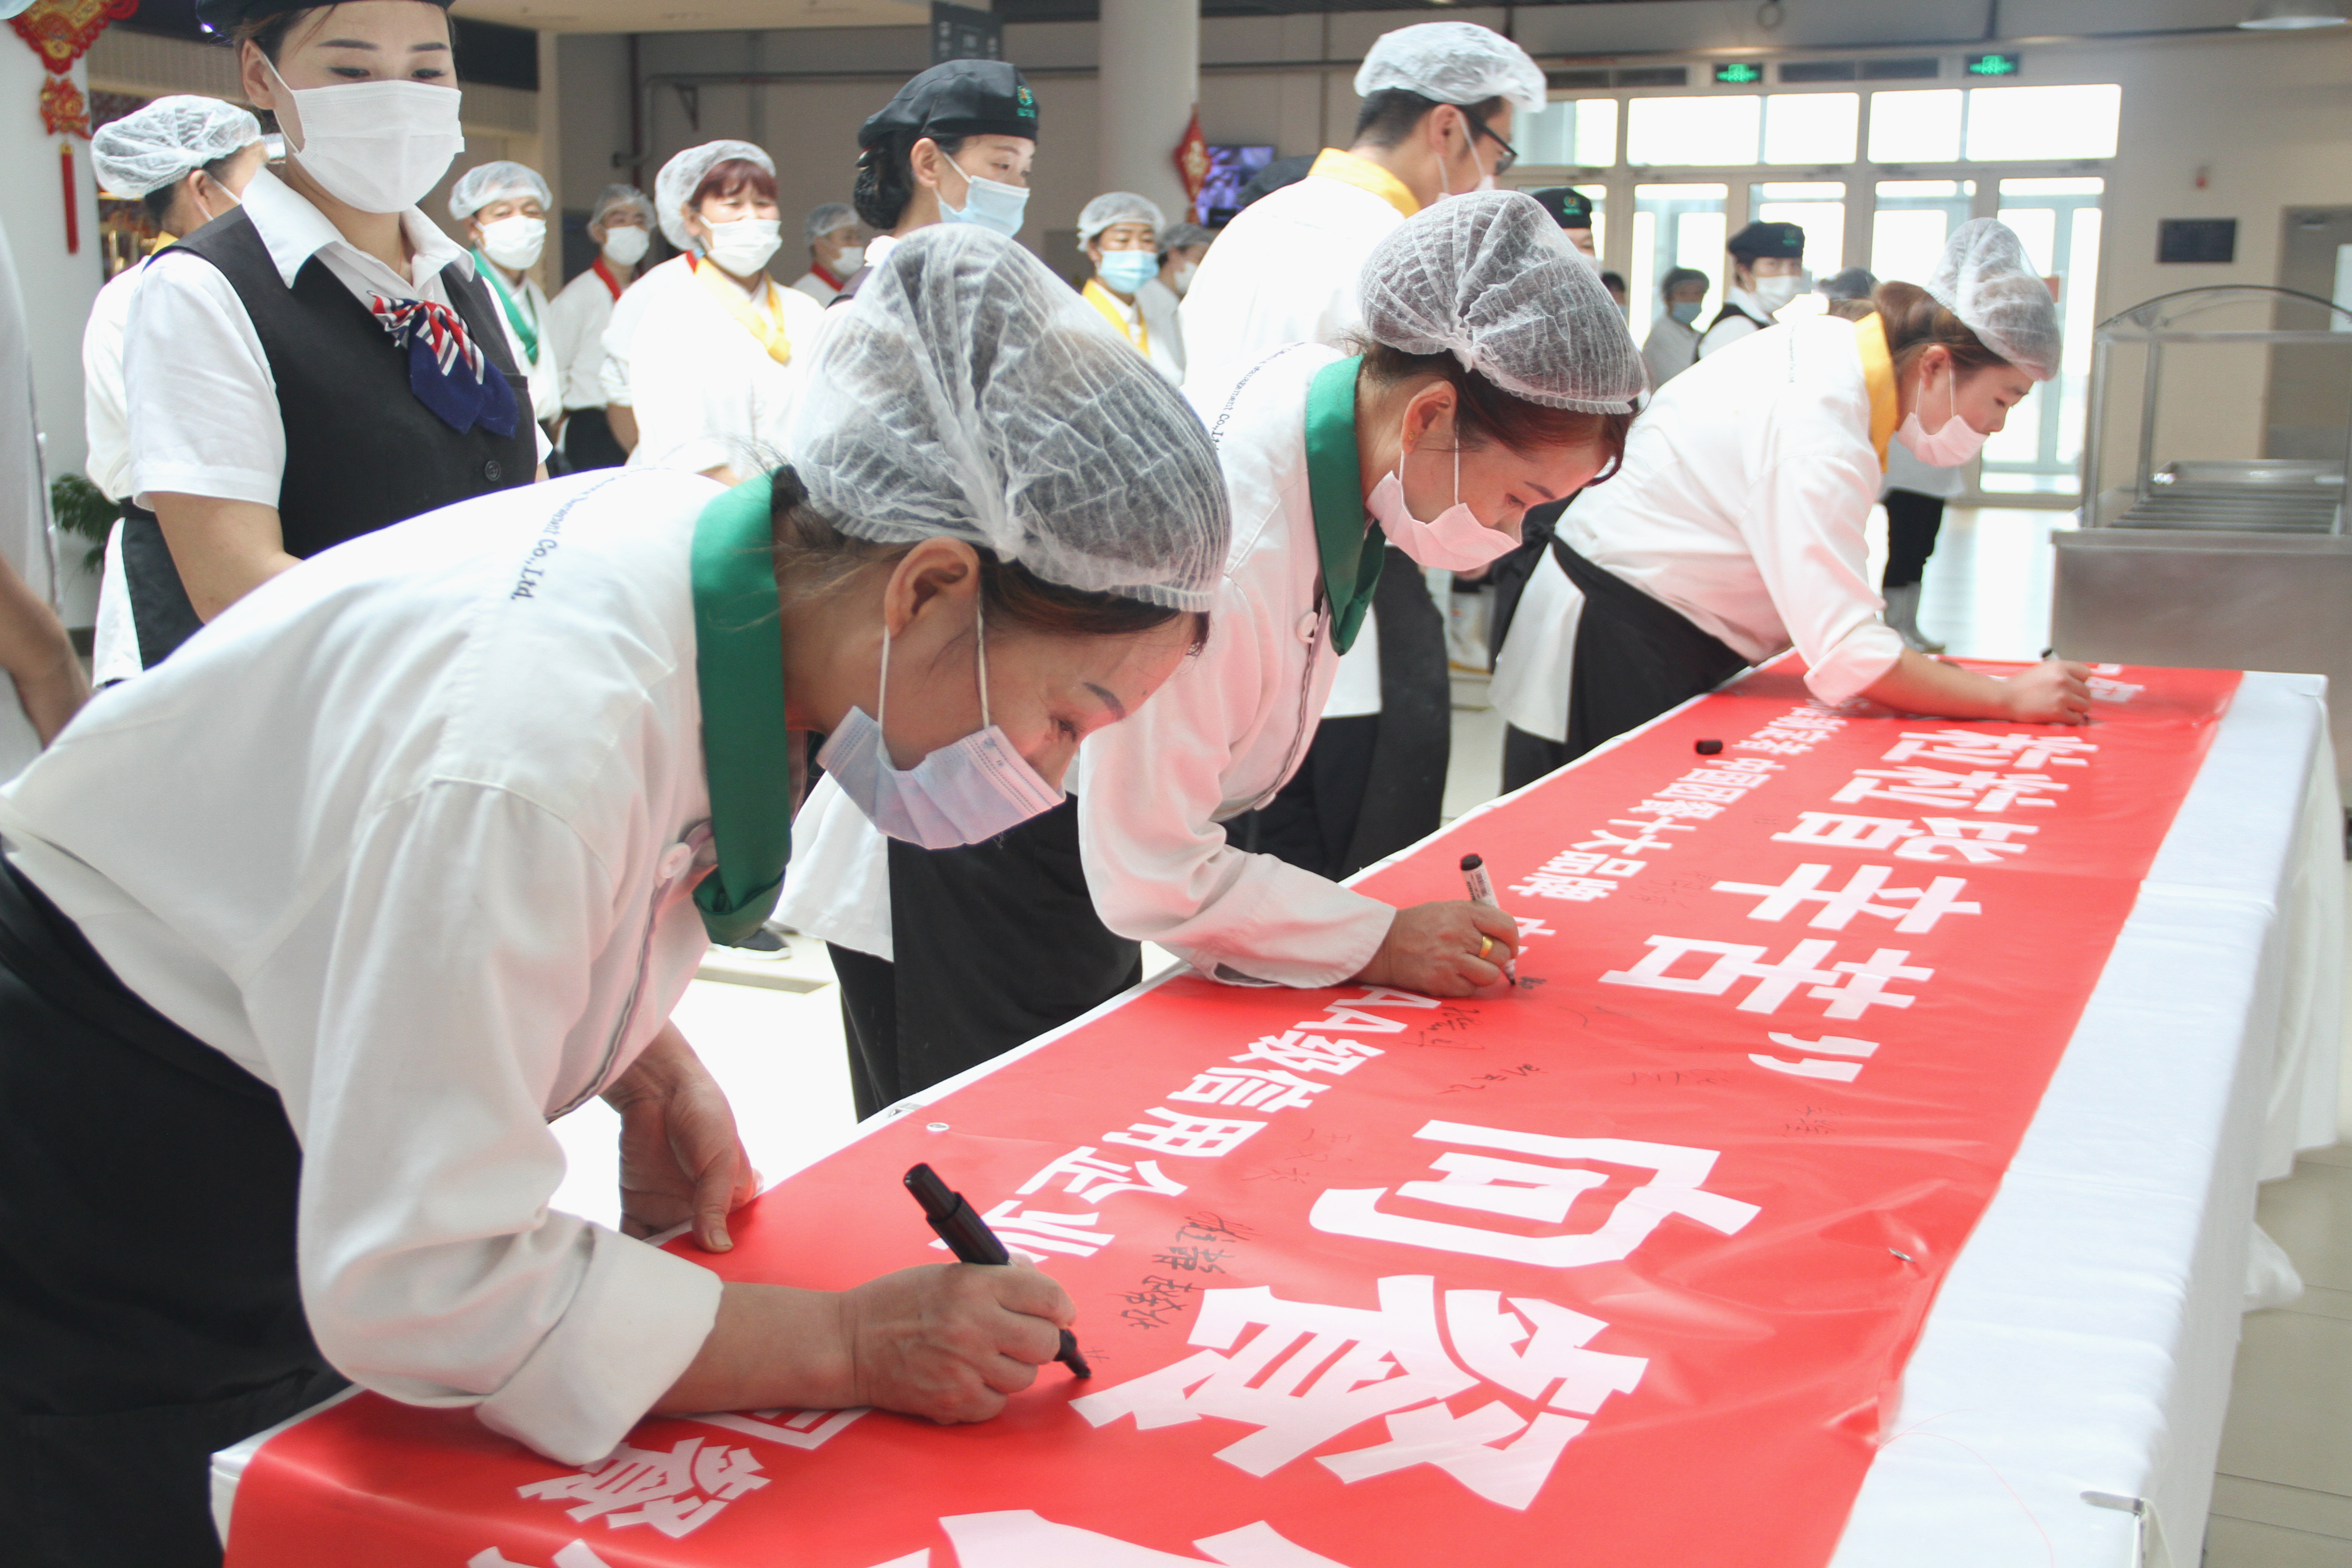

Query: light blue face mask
left=938, top=158, right=1030, bottom=239
left=817, top=601, right=1064, bottom=848
left=1669, top=300, right=1704, bottom=325
left=1095, top=249, right=1159, bottom=294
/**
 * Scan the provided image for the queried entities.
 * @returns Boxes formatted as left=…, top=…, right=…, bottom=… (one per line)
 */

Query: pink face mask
left=1367, top=437, right=1518, bottom=572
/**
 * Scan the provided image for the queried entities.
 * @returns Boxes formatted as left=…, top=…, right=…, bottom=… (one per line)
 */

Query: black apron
left=829, top=797, right=1141, bottom=1121
left=1500, top=538, right=1750, bottom=793
left=0, top=858, right=341, bottom=1568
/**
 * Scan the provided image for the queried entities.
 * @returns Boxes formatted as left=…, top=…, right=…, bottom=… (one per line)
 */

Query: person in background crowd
left=619, top=139, right=828, bottom=484
left=0, top=216, right=88, bottom=760
left=1137, top=218, right=1211, bottom=382
left=119, top=0, right=542, bottom=670
left=1820, top=265, right=1879, bottom=322
left=1698, top=219, right=1806, bottom=359
left=843, top=59, right=1040, bottom=303
left=790, top=201, right=864, bottom=304
left=1075, top=191, right=1182, bottom=384
left=542, top=182, right=653, bottom=471
left=1528, top=186, right=1596, bottom=259
left=1641, top=266, right=1710, bottom=390
left=1491, top=219, right=2087, bottom=792
left=1600, top=270, right=1629, bottom=310
left=449, top=161, right=563, bottom=440
left=82, top=97, right=265, bottom=686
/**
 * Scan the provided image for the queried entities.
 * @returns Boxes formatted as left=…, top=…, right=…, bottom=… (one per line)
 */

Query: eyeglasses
left=1463, top=109, right=1520, bottom=176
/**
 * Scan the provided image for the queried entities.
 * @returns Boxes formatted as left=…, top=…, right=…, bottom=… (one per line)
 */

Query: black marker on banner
left=1459, top=853, right=1518, bottom=984
left=904, top=1161, right=1092, bottom=1378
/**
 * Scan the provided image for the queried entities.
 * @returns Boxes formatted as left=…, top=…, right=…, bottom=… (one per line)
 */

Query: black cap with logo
left=1727, top=220, right=1806, bottom=262
left=1527, top=186, right=1593, bottom=232
left=859, top=59, right=1040, bottom=150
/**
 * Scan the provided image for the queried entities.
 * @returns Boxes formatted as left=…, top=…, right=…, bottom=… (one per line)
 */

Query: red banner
left=227, top=660, right=2239, bottom=1568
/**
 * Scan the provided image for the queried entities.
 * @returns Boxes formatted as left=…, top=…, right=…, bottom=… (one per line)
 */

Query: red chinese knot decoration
left=1172, top=106, right=1209, bottom=225
left=39, top=73, right=86, bottom=135
left=11, top=0, right=138, bottom=76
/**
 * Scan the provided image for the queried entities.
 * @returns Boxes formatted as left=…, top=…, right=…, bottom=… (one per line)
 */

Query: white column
left=1097, top=0, right=1198, bottom=223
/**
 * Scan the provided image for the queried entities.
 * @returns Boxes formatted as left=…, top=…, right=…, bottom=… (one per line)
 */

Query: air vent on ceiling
left=1546, top=69, right=1612, bottom=91
left=1779, top=60, right=1858, bottom=83
left=1614, top=66, right=1690, bottom=88
left=1861, top=57, right=1941, bottom=80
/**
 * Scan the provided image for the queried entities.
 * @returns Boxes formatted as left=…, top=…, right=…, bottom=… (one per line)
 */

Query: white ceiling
left=464, top=0, right=926, bottom=34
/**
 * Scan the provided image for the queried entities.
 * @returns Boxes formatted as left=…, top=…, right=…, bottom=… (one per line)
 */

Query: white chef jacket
left=545, top=263, right=625, bottom=411
left=1082, top=279, right=1184, bottom=387
left=598, top=254, right=688, bottom=409
left=1696, top=285, right=1777, bottom=360
left=789, top=268, right=841, bottom=306
left=81, top=257, right=146, bottom=687
left=1640, top=309, right=1701, bottom=391
left=1077, top=343, right=1395, bottom=988
left=624, top=260, right=828, bottom=477
left=1135, top=276, right=1186, bottom=381
left=480, top=261, right=563, bottom=426
left=0, top=468, right=734, bottom=1465
left=123, top=167, right=549, bottom=513
left=1490, top=316, right=1908, bottom=743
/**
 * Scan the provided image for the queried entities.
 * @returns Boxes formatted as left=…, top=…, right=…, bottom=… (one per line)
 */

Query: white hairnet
left=654, top=140, right=774, bottom=252
left=91, top=96, right=260, bottom=200
left=1359, top=190, right=1643, bottom=415
left=448, top=160, right=551, bottom=221
left=1354, top=21, right=1547, bottom=119
left=789, top=225, right=1229, bottom=612
left=1925, top=218, right=2062, bottom=382
left=804, top=202, right=856, bottom=245
left=1076, top=191, right=1165, bottom=248
left=591, top=183, right=655, bottom=231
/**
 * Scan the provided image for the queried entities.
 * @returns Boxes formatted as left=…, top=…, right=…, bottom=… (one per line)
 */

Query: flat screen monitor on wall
left=1200, top=146, right=1276, bottom=226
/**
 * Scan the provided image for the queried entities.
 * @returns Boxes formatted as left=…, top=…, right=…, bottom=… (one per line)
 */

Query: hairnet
left=788, top=225, right=1229, bottom=612
left=91, top=96, right=260, bottom=200
left=654, top=140, right=774, bottom=252
left=1925, top=217, right=2062, bottom=382
left=1819, top=265, right=1877, bottom=301
left=1161, top=222, right=1214, bottom=251
left=591, top=183, right=655, bottom=232
left=1359, top=190, right=1643, bottom=415
left=1076, top=191, right=1164, bottom=248
left=1353, top=21, right=1547, bottom=119
left=804, top=202, right=856, bottom=245
left=1661, top=265, right=1708, bottom=296
left=447, top=160, right=551, bottom=221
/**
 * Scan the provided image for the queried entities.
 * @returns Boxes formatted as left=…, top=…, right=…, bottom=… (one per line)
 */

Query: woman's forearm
left=0, top=553, right=87, bottom=743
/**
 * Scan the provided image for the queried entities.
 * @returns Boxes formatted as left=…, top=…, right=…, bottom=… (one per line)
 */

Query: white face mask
left=268, top=60, right=462, bottom=216
left=478, top=214, right=544, bottom=270
left=937, top=157, right=1030, bottom=238
left=831, top=243, right=866, bottom=274
left=816, top=600, right=1064, bottom=848
left=600, top=225, right=650, bottom=266
left=1750, top=273, right=1804, bottom=314
left=1895, top=359, right=1991, bottom=466
left=1171, top=260, right=1198, bottom=295
left=702, top=216, right=781, bottom=276
left=1367, top=434, right=1519, bottom=572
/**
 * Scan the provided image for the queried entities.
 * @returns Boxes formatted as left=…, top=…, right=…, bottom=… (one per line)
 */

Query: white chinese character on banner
left=1625, top=796, right=1723, bottom=820
left=1832, top=766, right=2064, bottom=813
left=1600, top=935, right=1933, bottom=1019
left=1229, top=1030, right=1384, bottom=1076
left=519, top=1438, right=769, bottom=1539
left=1308, top=1120, right=1758, bottom=1269
left=1880, top=728, right=2097, bottom=770
left=1748, top=1031, right=1879, bottom=1082
left=2087, top=675, right=2144, bottom=703
left=1072, top=1275, right=1646, bottom=1511
left=1575, top=820, right=1693, bottom=856
left=1507, top=872, right=1618, bottom=903
left=1015, top=1146, right=1189, bottom=1205
left=1103, top=1109, right=1269, bottom=1159
left=1772, top=811, right=2038, bottom=864
left=1710, top=863, right=1980, bottom=932
left=927, top=1199, right=1117, bottom=1261
left=1169, top=1066, right=1330, bottom=1113
left=1291, top=987, right=1441, bottom=1036
left=883, top=1509, right=1361, bottom=1568
left=468, top=1543, right=614, bottom=1568
left=688, top=1406, right=868, bottom=1450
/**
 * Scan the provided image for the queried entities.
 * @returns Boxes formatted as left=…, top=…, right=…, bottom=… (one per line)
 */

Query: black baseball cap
left=196, top=0, right=448, bottom=31
left=1728, top=220, right=1806, bottom=262
left=1528, top=186, right=1593, bottom=231
left=858, top=59, right=1040, bottom=150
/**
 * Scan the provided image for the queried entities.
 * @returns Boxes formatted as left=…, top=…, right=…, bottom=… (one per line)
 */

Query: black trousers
left=829, top=798, right=1141, bottom=1121
left=1883, top=487, right=1947, bottom=591
left=560, top=405, right=630, bottom=472
left=1241, top=713, right=1377, bottom=881
left=0, top=862, right=343, bottom=1568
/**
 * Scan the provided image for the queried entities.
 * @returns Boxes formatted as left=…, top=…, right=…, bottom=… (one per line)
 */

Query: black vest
left=121, top=207, right=535, bottom=664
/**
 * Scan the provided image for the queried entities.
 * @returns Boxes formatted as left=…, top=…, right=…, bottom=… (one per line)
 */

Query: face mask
left=832, top=243, right=865, bottom=274
left=1096, top=250, right=1158, bottom=294
left=478, top=214, right=544, bottom=270
left=702, top=216, right=781, bottom=276
left=816, top=601, right=1064, bottom=848
left=600, top=225, right=650, bottom=266
left=268, top=60, right=462, bottom=215
left=1669, top=300, right=1703, bottom=325
left=1894, top=360, right=1990, bottom=466
left=1367, top=435, right=1518, bottom=573
left=1750, top=274, right=1803, bottom=314
left=938, top=158, right=1029, bottom=238
left=1171, top=260, right=1198, bottom=295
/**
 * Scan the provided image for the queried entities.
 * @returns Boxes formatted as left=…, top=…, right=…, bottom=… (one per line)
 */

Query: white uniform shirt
left=1135, top=276, right=1186, bottom=381
left=1077, top=343, right=1395, bottom=988
left=789, top=268, right=840, bottom=306
left=623, top=262, right=828, bottom=477
left=480, top=263, right=563, bottom=426
left=81, top=255, right=147, bottom=503
left=122, top=167, right=547, bottom=513
left=599, top=254, right=692, bottom=409
left=1640, top=309, right=1701, bottom=391
left=544, top=264, right=623, bottom=411
left=0, top=468, right=732, bottom=1465
left=1490, top=317, right=1907, bottom=744
left=1086, top=281, right=1184, bottom=387
left=1695, top=285, right=1775, bottom=360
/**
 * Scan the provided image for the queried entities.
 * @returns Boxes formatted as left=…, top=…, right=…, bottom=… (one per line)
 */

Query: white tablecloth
left=216, top=673, right=2342, bottom=1567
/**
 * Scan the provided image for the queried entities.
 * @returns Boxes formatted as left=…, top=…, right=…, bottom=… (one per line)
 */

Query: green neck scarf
left=471, top=250, right=540, bottom=365
left=1303, top=354, right=1384, bottom=655
left=690, top=474, right=794, bottom=946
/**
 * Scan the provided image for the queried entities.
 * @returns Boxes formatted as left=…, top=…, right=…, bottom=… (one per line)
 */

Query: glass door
left=1632, top=183, right=1727, bottom=354
left=1980, top=177, right=2103, bottom=495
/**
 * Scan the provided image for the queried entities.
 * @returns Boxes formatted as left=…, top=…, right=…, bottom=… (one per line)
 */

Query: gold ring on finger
left=1478, top=935, right=1494, bottom=959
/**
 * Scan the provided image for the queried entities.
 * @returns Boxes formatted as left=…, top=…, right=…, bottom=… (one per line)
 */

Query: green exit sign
left=1965, top=51, right=2022, bottom=77
left=1713, top=62, right=1765, bottom=85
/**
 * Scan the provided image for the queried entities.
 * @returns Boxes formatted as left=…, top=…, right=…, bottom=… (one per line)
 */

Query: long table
left=212, top=662, right=2340, bottom=1568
